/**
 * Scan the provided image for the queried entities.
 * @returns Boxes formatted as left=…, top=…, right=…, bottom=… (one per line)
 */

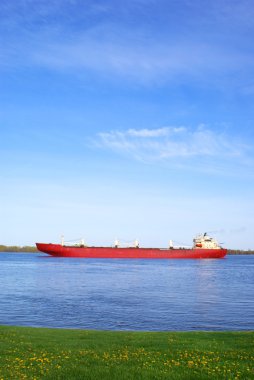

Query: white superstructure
left=193, top=233, right=221, bottom=249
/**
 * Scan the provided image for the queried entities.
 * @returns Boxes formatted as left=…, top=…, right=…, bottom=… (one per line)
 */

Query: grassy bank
left=0, top=326, right=253, bottom=380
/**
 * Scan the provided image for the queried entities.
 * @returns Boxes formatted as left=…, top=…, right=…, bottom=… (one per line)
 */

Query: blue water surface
left=0, top=253, right=253, bottom=331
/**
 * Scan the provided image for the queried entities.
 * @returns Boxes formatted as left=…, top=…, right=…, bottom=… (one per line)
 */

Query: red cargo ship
left=36, top=233, right=227, bottom=259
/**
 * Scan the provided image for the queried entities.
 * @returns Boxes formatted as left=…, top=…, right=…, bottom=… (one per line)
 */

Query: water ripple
left=0, top=254, right=253, bottom=330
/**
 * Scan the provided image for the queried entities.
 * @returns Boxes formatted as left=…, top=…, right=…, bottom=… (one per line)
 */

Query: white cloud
left=96, top=126, right=251, bottom=172
left=126, top=127, right=186, bottom=137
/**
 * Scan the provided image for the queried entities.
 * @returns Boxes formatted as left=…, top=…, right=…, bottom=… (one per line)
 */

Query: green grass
left=0, top=326, right=253, bottom=379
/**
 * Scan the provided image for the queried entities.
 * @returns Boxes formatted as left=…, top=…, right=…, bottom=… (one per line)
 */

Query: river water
left=0, top=253, right=253, bottom=331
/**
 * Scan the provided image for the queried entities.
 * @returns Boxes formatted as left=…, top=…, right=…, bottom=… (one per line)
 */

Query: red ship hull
left=36, top=243, right=227, bottom=259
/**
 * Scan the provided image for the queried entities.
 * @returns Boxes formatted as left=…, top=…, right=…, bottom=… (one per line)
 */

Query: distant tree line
left=0, top=245, right=38, bottom=252
left=227, top=249, right=254, bottom=255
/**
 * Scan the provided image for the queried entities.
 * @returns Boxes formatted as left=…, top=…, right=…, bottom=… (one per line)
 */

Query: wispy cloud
left=1, top=1, right=254, bottom=87
left=96, top=125, right=252, bottom=173
left=30, top=31, right=253, bottom=86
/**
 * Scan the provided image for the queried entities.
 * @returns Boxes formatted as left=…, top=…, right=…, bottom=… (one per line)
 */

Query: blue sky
left=1, top=0, right=254, bottom=249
